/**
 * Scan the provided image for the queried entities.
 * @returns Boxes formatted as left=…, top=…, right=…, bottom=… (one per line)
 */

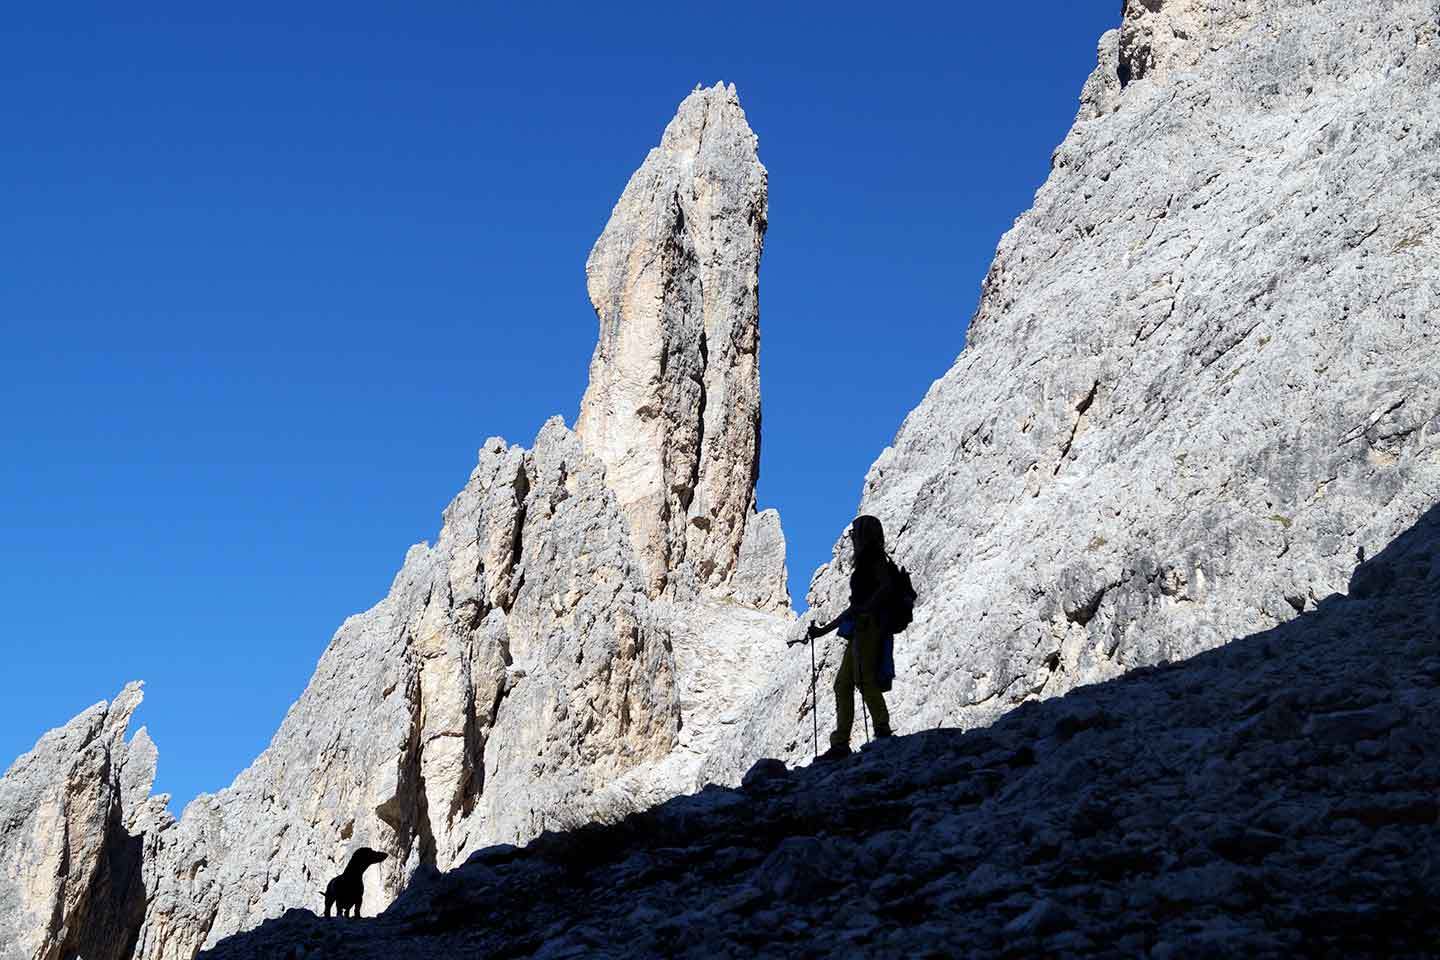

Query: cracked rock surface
left=0, top=683, right=161, bottom=960
left=577, top=83, right=783, bottom=608
left=718, top=0, right=1440, bottom=778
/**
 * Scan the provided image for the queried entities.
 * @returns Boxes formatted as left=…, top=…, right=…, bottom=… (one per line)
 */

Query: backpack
left=880, top=560, right=917, bottom=634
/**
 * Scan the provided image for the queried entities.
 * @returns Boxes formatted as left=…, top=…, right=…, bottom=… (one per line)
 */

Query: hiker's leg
left=856, top=619, right=893, bottom=737
left=861, top=685, right=891, bottom=738
left=830, top=640, right=855, bottom=750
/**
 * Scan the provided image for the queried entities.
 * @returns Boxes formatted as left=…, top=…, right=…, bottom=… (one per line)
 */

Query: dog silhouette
left=323, top=847, right=388, bottom=918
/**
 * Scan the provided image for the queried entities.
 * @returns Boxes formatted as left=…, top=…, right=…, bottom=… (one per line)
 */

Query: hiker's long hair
left=851, top=515, right=886, bottom=566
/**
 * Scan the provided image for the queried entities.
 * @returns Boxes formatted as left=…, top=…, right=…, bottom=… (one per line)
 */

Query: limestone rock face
left=728, top=508, right=791, bottom=612
left=577, top=83, right=782, bottom=609
left=0, top=683, right=163, bottom=960
left=718, top=0, right=1440, bottom=775
left=126, top=421, right=681, bottom=957
left=1117, top=0, right=1255, bottom=87
left=0, top=85, right=789, bottom=959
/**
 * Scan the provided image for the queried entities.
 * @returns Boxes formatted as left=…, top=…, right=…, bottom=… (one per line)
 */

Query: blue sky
left=1, top=3, right=1118, bottom=810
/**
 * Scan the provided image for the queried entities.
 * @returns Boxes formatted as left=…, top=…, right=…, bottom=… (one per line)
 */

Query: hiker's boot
left=817, top=743, right=851, bottom=763
left=860, top=728, right=894, bottom=752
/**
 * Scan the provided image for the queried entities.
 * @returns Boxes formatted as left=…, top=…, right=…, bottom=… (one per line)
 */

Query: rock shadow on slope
left=200, top=504, right=1440, bottom=959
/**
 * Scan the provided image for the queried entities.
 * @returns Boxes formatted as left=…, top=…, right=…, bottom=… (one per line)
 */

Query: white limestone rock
left=716, top=0, right=1440, bottom=776
left=729, top=508, right=791, bottom=612
left=0, top=85, right=791, bottom=959
left=125, top=419, right=681, bottom=957
left=1117, top=0, right=1253, bottom=88
left=0, top=683, right=158, bottom=960
left=576, top=82, right=784, bottom=609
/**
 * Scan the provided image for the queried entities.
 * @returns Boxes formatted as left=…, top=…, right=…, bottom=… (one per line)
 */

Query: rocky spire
left=0, top=84, right=795, bottom=959
left=577, top=82, right=785, bottom=608
left=0, top=682, right=165, bottom=960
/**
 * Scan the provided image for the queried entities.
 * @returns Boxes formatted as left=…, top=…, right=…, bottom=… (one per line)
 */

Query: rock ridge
left=0, top=83, right=790, bottom=959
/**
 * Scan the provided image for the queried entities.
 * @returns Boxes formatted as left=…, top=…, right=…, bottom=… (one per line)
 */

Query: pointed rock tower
left=577, top=83, right=786, bottom=609
left=0, top=683, right=164, bottom=960
left=0, top=85, right=792, bottom=960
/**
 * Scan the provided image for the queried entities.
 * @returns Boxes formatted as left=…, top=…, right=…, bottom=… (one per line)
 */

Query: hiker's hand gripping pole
left=787, top=618, right=825, bottom=646
left=799, top=609, right=848, bottom=644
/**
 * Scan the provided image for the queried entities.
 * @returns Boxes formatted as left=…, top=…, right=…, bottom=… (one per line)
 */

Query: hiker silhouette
left=797, top=515, right=906, bottom=761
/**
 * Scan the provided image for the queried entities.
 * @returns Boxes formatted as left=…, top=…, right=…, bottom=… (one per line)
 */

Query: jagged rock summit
left=0, top=82, right=790, bottom=960
left=578, top=83, right=784, bottom=609
left=0, top=683, right=163, bottom=960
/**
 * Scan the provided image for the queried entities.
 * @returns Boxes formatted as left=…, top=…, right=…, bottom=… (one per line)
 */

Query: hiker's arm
left=803, top=606, right=852, bottom=641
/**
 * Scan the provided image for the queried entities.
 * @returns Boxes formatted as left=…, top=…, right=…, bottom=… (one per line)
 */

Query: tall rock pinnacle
left=577, top=82, right=782, bottom=606
left=0, top=84, right=792, bottom=959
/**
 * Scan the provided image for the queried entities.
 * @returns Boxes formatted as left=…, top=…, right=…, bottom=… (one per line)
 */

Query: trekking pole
left=809, top=634, right=819, bottom=760
left=861, top=697, right=870, bottom=745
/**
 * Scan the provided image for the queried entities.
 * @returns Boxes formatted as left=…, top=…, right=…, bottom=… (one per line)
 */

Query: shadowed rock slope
left=202, top=504, right=1439, bottom=958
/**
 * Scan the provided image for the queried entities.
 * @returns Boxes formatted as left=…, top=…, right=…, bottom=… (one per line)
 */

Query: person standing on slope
left=802, top=515, right=897, bottom=761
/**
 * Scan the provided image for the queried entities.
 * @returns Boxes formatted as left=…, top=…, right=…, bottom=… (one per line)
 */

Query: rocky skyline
left=0, top=6, right=1115, bottom=812
left=2, top=82, right=798, bottom=958
left=3, top=0, right=1438, bottom=956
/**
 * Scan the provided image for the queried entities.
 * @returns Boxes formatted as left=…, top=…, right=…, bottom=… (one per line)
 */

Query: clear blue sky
left=1, top=3, right=1117, bottom=810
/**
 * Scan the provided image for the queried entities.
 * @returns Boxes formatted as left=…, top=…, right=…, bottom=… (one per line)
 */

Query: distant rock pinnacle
left=577, top=82, right=786, bottom=609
